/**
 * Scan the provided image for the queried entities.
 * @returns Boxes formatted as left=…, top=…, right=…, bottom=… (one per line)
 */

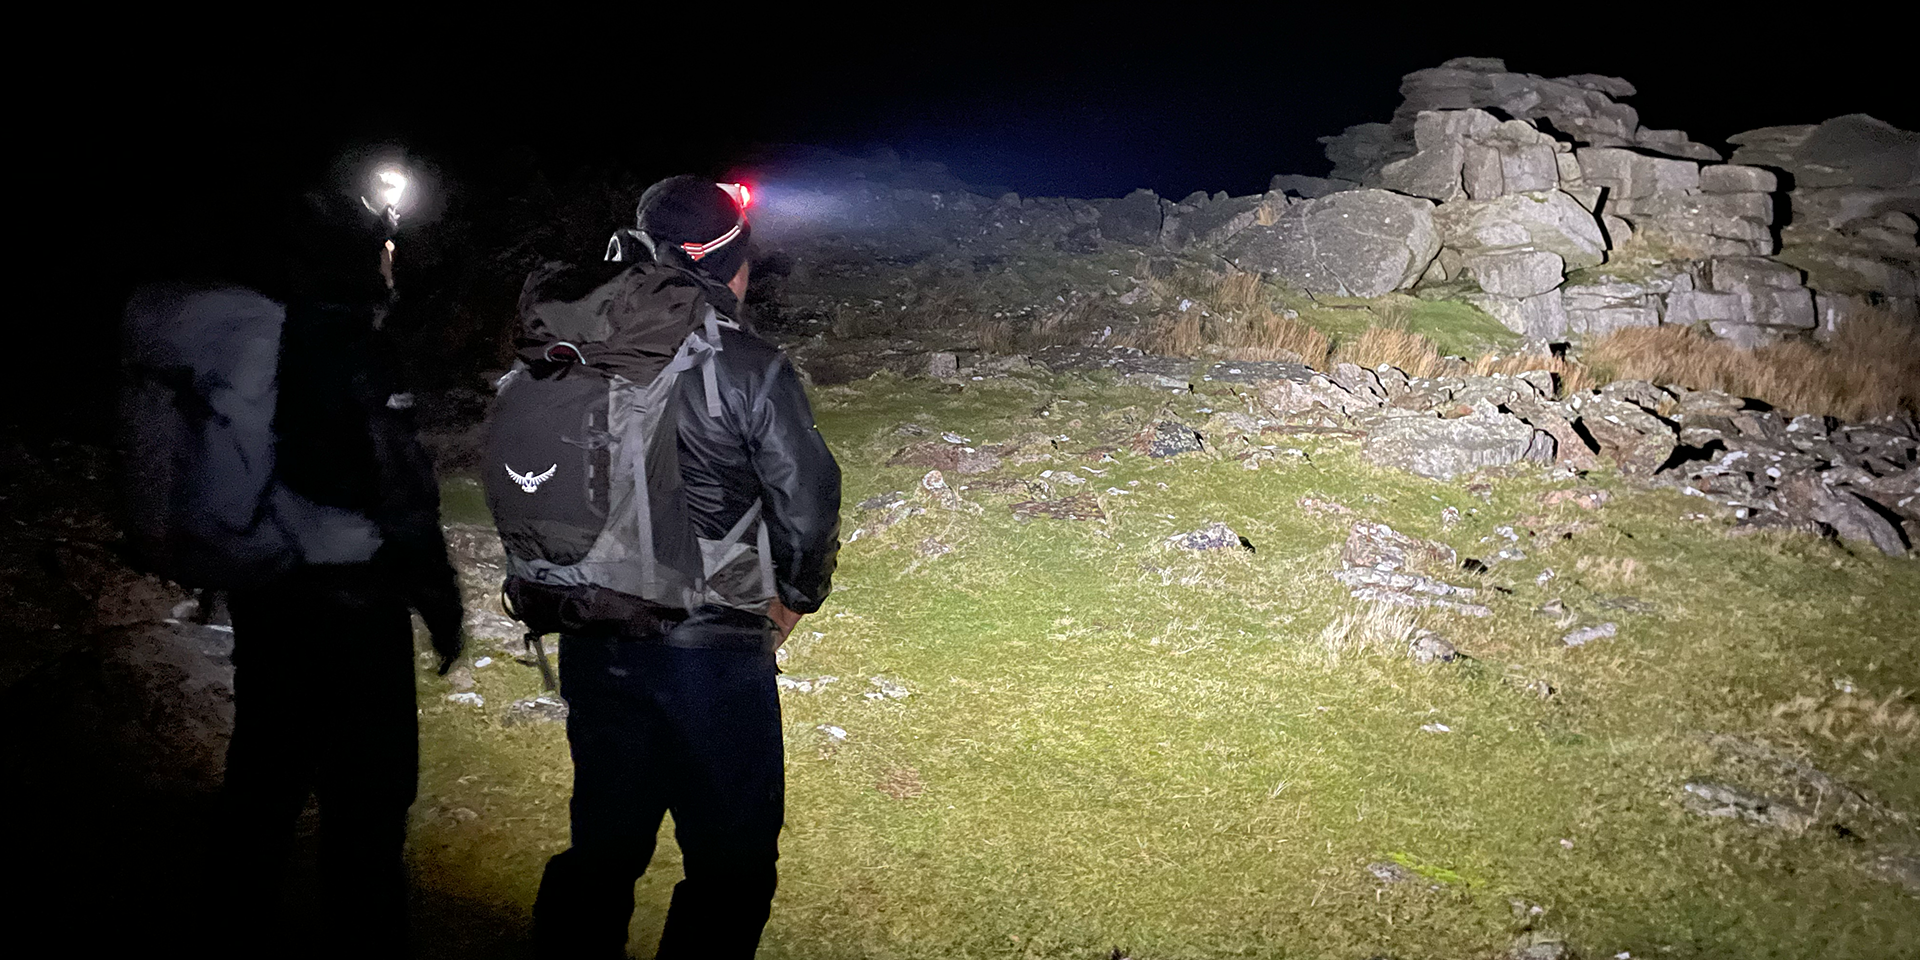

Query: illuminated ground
left=411, top=370, right=1920, bottom=959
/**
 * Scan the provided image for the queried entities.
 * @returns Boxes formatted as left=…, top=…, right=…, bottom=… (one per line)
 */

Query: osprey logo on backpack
left=505, top=463, right=557, bottom=494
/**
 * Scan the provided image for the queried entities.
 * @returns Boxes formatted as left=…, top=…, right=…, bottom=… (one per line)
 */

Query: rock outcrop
left=1727, top=115, right=1920, bottom=335
left=1222, top=189, right=1439, bottom=297
left=1320, top=57, right=1721, bottom=186
left=1308, top=60, right=1916, bottom=348
left=743, top=63, right=1916, bottom=355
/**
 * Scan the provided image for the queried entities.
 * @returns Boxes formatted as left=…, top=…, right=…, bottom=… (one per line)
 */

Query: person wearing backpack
left=121, top=165, right=464, bottom=958
left=489, top=176, right=840, bottom=959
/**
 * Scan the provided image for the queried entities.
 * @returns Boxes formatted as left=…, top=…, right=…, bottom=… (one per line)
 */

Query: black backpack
left=484, top=261, right=774, bottom=653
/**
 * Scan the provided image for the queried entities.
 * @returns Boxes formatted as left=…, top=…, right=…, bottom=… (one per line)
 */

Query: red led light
left=717, top=182, right=753, bottom=210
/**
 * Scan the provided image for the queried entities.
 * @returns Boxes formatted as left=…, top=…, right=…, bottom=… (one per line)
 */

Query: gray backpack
left=484, top=260, right=773, bottom=651
left=118, top=284, right=381, bottom=589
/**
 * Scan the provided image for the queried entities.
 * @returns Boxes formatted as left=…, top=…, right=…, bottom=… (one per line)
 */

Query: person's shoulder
left=715, top=323, right=788, bottom=372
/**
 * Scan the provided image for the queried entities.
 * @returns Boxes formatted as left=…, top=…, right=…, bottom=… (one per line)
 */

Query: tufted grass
left=415, top=369, right=1919, bottom=959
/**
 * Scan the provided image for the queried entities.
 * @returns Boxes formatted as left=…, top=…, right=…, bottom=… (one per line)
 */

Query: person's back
left=214, top=166, right=461, bottom=960
left=519, top=176, right=840, bottom=959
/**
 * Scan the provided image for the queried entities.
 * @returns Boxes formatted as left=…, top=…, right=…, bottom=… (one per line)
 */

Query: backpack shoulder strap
left=661, top=303, right=726, bottom=417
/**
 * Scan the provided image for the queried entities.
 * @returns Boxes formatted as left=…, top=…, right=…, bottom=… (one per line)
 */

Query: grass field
left=412, top=370, right=1918, bottom=959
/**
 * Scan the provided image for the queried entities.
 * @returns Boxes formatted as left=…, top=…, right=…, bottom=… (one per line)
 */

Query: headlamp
left=375, top=169, right=409, bottom=212
left=361, top=165, right=414, bottom=228
left=717, top=182, right=753, bottom=210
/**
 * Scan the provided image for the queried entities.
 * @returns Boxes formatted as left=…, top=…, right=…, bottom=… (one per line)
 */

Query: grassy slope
left=414, top=372, right=1918, bottom=960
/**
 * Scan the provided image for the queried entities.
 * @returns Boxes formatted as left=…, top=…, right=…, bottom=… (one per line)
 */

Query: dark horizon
left=25, top=23, right=1919, bottom=436
left=77, top=27, right=1920, bottom=205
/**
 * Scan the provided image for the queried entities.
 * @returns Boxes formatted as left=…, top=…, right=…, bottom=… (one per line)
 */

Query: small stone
left=1139, top=420, right=1206, bottom=458
left=1562, top=622, right=1618, bottom=646
left=1866, top=854, right=1920, bottom=894
left=1420, top=722, right=1453, bottom=733
left=1682, top=781, right=1815, bottom=832
left=915, top=538, right=952, bottom=558
left=1367, top=861, right=1418, bottom=884
left=857, top=491, right=908, bottom=512
left=865, top=676, right=911, bottom=700
left=1441, top=506, right=1461, bottom=528
left=776, top=675, right=839, bottom=694
left=502, top=694, right=569, bottom=726
left=446, top=692, right=485, bottom=708
left=1409, top=630, right=1458, bottom=663
left=927, top=352, right=959, bottom=379
left=1168, top=522, right=1252, bottom=551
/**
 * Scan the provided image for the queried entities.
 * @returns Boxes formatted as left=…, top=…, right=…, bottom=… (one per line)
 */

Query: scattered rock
left=1505, top=937, right=1576, bottom=960
left=865, top=676, right=911, bottom=700
left=814, top=723, right=849, bottom=756
left=1168, top=522, right=1252, bottom=552
left=1363, top=400, right=1542, bottom=481
left=1335, top=520, right=1489, bottom=614
left=502, top=694, right=568, bottom=726
left=1367, top=861, right=1418, bottom=884
left=919, top=470, right=981, bottom=513
left=776, top=675, right=839, bottom=694
left=858, top=491, right=908, bottom=511
left=446, top=692, right=485, bottom=708
left=1682, top=781, right=1815, bottom=832
left=1865, top=854, right=1920, bottom=895
left=915, top=538, right=952, bottom=558
left=1562, top=622, right=1618, bottom=647
left=1332, top=567, right=1492, bottom=616
left=1341, top=520, right=1459, bottom=574
left=1136, top=420, right=1206, bottom=458
left=927, top=351, right=959, bottom=379
left=1409, top=629, right=1458, bottom=663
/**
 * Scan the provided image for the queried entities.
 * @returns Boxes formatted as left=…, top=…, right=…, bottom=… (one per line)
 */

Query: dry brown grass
left=1469, top=352, right=1602, bottom=396
left=1316, top=604, right=1421, bottom=664
left=972, top=318, right=1016, bottom=354
left=1333, top=324, right=1444, bottom=378
left=1129, top=269, right=1332, bottom=366
left=1771, top=689, right=1920, bottom=750
left=1586, top=311, right=1920, bottom=420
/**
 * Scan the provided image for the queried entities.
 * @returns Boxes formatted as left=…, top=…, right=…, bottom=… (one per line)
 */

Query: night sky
left=31, top=19, right=1917, bottom=432
left=84, top=21, right=1918, bottom=207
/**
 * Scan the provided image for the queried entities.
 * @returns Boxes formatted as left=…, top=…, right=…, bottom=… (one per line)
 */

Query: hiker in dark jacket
left=216, top=175, right=462, bottom=959
left=530, top=176, right=841, bottom=959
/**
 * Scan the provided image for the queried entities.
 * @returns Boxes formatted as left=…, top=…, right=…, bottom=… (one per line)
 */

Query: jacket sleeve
left=745, top=352, right=841, bottom=614
left=358, top=339, right=462, bottom=636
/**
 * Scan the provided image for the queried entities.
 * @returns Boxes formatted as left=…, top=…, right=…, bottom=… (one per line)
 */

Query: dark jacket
left=274, top=297, right=462, bottom=642
left=665, top=296, right=841, bottom=646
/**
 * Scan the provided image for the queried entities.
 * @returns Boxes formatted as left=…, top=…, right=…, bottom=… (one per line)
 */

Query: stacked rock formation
left=1727, top=115, right=1920, bottom=335
left=1305, top=57, right=1917, bottom=347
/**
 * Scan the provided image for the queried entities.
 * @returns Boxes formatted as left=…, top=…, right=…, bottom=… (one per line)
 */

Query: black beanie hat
left=635, top=175, right=752, bottom=285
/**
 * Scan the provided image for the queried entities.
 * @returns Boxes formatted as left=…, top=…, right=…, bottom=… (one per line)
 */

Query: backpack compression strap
left=713, top=498, right=778, bottom=606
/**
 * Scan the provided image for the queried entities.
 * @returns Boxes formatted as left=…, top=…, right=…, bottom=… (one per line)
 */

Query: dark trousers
left=534, top=637, right=785, bottom=960
left=219, top=566, right=420, bottom=959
